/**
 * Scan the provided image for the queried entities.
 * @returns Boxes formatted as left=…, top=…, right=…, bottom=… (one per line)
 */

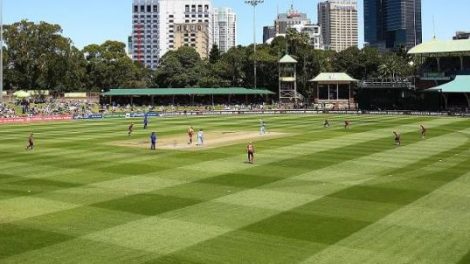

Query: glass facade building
left=364, top=0, right=422, bottom=50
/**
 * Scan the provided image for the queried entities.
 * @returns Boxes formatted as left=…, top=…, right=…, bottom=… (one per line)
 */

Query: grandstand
left=409, top=38, right=470, bottom=111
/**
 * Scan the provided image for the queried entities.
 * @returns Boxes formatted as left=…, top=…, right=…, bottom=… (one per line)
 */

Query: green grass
left=1, top=114, right=470, bottom=263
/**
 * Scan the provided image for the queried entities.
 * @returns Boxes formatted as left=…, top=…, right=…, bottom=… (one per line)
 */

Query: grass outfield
left=1, top=114, right=470, bottom=263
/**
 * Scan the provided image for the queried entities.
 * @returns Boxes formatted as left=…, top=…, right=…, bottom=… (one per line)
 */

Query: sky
left=4, top=0, right=470, bottom=49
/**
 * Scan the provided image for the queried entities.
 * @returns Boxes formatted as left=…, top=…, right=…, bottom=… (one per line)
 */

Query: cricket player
left=344, top=120, right=351, bottom=130
left=260, top=120, right=266, bottom=135
left=324, top=119, right=330, bottom=128
left=150, top=132, right=157, bottom=150
left=187, top=126, right=194, bottom=144
left=144, top=114, right=149, bottom=129
left=197, top=129, right=204, bottom=146
left=25, top=133, right=34, bottom=151
left=247, top=142, right=255, bottom=164
left=393, top=131, right=401, bottom=146
left=420, top=125, right=427, bottom=139
left=128, top=123, right=134, bottom=136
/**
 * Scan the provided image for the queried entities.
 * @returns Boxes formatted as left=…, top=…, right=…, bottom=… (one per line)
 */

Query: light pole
left=245, top=0, right=263, bottom=90
left=0, top=0, right=3, bottom=103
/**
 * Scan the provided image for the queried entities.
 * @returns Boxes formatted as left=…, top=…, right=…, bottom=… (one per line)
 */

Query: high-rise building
left=318, top=0, right=358, bottom=52
left=292, top=24, right=324, bottom=50
left=212, top=7, right=237, bottom=53
left=275, top=5, right=311, bottom=35
left=174, top=23, right=210, bottom=58
left=263, top=26, right=276, bottom=43
left=364, top=0, right=422, bottom=50
left=131, top=0, right=212, bottom=69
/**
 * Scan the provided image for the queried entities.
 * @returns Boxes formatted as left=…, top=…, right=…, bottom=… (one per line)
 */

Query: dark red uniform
left=26, top=133, right=34, bottom=150
left=393, top=132, right=401, bottom=146
left=128, top=123, right=134, bottom=136
left=247, top=144, right=255, bottom=164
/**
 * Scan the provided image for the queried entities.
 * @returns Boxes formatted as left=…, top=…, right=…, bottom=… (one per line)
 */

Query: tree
left=377, top=53, right=414, bottom=80
left=209, top=44, right=221, bottom=64
left=83, top=41, right=150, bottom=90
left=154, top=47, right=206, bottom=87
left=216, top=46, right=248, bottom=87
left=3, top=20, right=86, bottom=91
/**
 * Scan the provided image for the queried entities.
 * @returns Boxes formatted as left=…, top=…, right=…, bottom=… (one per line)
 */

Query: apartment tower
left=131, top=0, right=212, bottom=69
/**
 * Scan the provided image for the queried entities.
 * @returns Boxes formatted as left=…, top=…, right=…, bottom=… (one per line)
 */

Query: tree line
left=2, top=20, right=418, bottom=96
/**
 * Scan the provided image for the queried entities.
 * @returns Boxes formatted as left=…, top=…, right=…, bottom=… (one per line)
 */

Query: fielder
left=128, top=123, right=134, bottom=136
left=393, top=131, right=401, bottom=146
left=25, top=133, right=34, bottom=151
left=247, top=142, right=255, bottom=164
left=420, top=125, right=427, bottom=139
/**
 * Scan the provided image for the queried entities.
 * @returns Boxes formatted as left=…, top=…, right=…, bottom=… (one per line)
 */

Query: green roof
left=103, top=88, right=275, bottom=96
left=427, top=75, right=470, bottom=93
left=408, top=39, right=470, bottom=55
left=310, top=73, right=358, bottom=83
left=279, top=54, right=297, bottom=64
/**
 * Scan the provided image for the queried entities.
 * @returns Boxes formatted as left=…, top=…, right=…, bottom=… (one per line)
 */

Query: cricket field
left=1, top=114, right=470, bottom=263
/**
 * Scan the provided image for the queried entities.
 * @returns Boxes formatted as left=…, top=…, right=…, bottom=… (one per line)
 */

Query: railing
left=359, top=80, right=415, bottom=90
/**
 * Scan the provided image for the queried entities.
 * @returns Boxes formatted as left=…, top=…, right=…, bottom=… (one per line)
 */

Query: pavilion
left=309, top=73, right=358, bottom=110
left=409, top=38, right=470, bottom=110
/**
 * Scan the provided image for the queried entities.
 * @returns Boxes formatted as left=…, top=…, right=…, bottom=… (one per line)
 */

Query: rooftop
left=103, top=88, right=275, bottom=96
left=310, top=72, right=358, bottom=83
left=426, top=75, right=470, bottom=93
left=408, top=39, right=470, bottom=55
left=279, top=54, right=298, bottom=64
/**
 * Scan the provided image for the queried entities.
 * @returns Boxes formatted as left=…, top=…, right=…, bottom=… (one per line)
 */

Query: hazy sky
left=4, top=0, right=470, bottom=49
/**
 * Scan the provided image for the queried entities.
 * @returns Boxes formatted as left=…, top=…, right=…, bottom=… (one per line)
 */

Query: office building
left=364, top=0, right=422, bottom=50
left=318, top=0, right=358, bottom=52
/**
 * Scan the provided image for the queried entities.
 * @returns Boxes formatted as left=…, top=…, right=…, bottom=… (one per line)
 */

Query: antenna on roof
left=432, top=15, right=437, bottom=39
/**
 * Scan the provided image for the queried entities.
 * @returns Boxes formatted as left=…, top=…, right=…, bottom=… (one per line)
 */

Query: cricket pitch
left=112, top=131, right=288, bottom=150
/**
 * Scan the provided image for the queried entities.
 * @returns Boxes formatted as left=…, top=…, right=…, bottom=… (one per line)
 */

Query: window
left=140, top=5, right=145, bottom=12
left=185, top=5, right=190, bottom=12
left=153, top=5, right=158, bottom=12
left=147, top=5, right=151, bottom=12
left=134, top=5, right=138, bottom=13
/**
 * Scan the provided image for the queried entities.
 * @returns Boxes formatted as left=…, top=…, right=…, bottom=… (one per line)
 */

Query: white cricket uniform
left=197, top=131, right=204, bottom=145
